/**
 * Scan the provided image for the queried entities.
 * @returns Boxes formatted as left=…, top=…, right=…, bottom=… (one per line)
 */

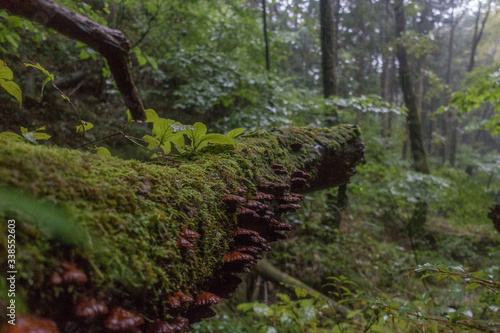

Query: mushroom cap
left=221, top=195, right=247, bottom=205
left=254, top=192, right=275, bottom=201
left=271, top=221, right=292, bottom=231
left=181, top=226, right=200, bottom=239
left=194, top=291, right=222, bottom=306
left=232, top=245, right=261, bottom=254
left=51, top=262, right=87, bottom=285
left=177, top=236, right=195, bottom=249
left=5, top=316, right=59, bottom=333
left=237, top=207, right=260, bottom=220
left=75, top=297, right=109, bottom=319
left=292, top=170, right=311, bottom=179
left=233, top=228, right=260, bottom=237
left=104, top=307, right=144, bottom=331
left=246, top=200, right=270, bottom=212
left=223, top=251, right=254, bottom=263
left=175, top=291, right=194, bottom=303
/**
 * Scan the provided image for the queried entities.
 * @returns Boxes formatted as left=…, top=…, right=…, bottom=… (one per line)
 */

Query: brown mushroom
left=194, top=291, right=222, bottom=306
left=175, top=291, right=194, bottom=304
left=5, top=316, right=59, bottom=333
left=223, top=251, right=254, bottom=263
left=75, top=296, right=109, bottom=320
left=236, top=187, right=247, bottom=195
left=271, top=220, right=292, bottom=231
left=237, top=207, right=260, bottom=220
left=104, top=307, right=144, bottom=332
left=291, top=177, right=309, bottom=189
left=246, top=200, right=270, bottom=212
left=177, top=236, right=195, bottom=249
left=51, top=262, right=87, bottom=285
left=221, top=194, right=247, bottom=205
left=254, top=192, right=275, bottom=201
left=233, top=228, right=260, bottom=237
left=292, top=170, right=311, bottom=179
left=181, top=227, right=199, bottom=239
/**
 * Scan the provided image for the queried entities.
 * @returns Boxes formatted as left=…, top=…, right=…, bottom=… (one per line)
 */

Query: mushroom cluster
left=3, top=165, right=311, bottom=333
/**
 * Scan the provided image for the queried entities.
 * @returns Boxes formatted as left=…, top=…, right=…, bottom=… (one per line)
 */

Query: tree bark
left=262, top=0, right=271, bottom=71
left=0, top=0, right=146, bottom=121
left=394, top=0, right=430, bottom=174
left=0, top=125, right=364, bottom=331
left=468, top=0, right=492, bottom=72
left=320, top=0, right=338, bottom=98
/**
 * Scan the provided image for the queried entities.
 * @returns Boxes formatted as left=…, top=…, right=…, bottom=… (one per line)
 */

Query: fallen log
left=255, top=259, right=349, bottom=316
left=0, top=125, right=364, bottom=331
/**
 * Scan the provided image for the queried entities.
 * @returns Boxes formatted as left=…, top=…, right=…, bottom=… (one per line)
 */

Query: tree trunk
left=262, top=0, right=271, bottom=72
left=0, top=0, right=146, bottom=121
left=0, top=125, right=364, bottom=331
left=394, top=0, right=430, bottom=174
left=320, top=0, right=338, bottom=98
left=468, top=0, right=492, bottom=72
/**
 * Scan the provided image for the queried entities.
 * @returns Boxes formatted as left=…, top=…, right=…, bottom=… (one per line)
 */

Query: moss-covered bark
left=0, top=125, right=364, bottom=331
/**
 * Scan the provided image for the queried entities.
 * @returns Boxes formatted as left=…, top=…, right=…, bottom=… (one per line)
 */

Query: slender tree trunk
left=380, top=55, right=389, bottom=137
left=262, top=0, right=271, bottom=72
left=449, top=1, right=490, bottom=167
left=394, top=0, right=430, bottom=174
left=468, top=0, right=492, bottom=72
left=320, top=0, right=338, bottom=98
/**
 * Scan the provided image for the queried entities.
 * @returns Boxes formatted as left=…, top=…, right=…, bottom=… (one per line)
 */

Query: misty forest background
left=1, top=0, right=500, bottom=331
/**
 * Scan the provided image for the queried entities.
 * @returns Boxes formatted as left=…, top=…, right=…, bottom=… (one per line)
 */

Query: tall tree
left=468, top=0, right=492, bottom=72
left=445, top=2, right=466, bottom=166
left=448, top=0, right=492, bottom=167
left=320, top=0, right=338, bottom=98
left=262, top=0, right=271, bottom=71
left=394, top=0, right=431, bottom=174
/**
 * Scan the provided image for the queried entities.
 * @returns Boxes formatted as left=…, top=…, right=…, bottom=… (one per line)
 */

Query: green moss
left=0, top=125, right=362, bottom=322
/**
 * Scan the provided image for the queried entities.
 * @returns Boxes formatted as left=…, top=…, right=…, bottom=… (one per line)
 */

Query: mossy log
left=0, top=125, right=364, bottom=332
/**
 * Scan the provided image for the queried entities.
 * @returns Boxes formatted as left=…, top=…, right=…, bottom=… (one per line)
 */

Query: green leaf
left=97, top=147, right=112, bottom=156
left=198, top=133, right=235, bottom=149
left=5, top=34, right=18, bottom=48
left=142, top=135, right=160, bottom=150
left=0, top=131, right=23, bottom=141
left=80, top=48, right=90, bottom=60
left=295, top=288, right=308, bottom=298
left=0, top=79, right=22, bottom=107
left=277, top=293, right=290, bottom=303
left=191, top=122, right=207, bottom=142
left=33, top=132, right=51, bottom=140
left=226, top=127, right=245, bottom=138
left=76, top=121, right=94, bottom=133
left=237, top=302, right=257, bottom=313
left=146, top=56, right=158, bottom=70
left=144, top=109, right=160, bottom=123
left=152, top=119, right=176, bottom=139
left=24, top=62, right=54, bottom=96
left=465, top=283, right=481, bottom=293
left=0, top=60, right=14, bottom=80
